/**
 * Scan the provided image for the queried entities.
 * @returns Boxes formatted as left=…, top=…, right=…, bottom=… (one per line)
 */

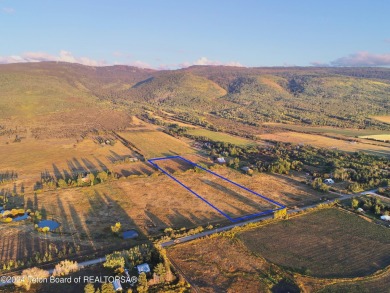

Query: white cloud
left=0, top=52, right=243, bottom=69
left=330, top=51, right=390, bottom=67
left=2, top=7, right=14, bottom=14
left=179, top=57, right=243, bottom=68
left=127, top=60, right=153, bottom=69
left=0, top=50, right=107, bottom=66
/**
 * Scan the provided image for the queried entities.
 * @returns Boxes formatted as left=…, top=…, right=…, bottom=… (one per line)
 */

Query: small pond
left=13, top=213, right=29, bottom=221
left=122, top=229, right=139, bottom=239
left=38, top=220, right=60, bottom=230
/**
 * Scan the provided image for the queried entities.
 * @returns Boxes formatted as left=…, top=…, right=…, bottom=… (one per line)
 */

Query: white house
left=216, top=157, right=226, bottom=164
left=112, top=279, right=122, bottom=291
left=323, top=178, right=335, bottom=184
left=136, top=263, right=151, bottom=274
left=380, top=215, right=390, bottom=221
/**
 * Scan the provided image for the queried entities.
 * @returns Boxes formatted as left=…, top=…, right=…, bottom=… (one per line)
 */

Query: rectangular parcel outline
left=148, top=155, right=285, bottom=222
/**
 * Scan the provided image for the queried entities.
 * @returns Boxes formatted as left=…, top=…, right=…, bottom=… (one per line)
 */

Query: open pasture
left=372, top=115, right=390, bottom=124
left=187, top=128, right=256, bottom=146
left=259, top=131, right=390, bottom=156
left=264, top=122, right=390, bottom=137
left=359, top=134, right=390, bottom=142
left=0, top=135, right=137, bottom=188
left=117, top=130, right=195, bottom=158
left=150, top=156, right=284, bottom=221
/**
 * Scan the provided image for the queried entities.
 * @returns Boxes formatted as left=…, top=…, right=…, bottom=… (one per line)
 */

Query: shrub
left=111, top=222, right=121, bottom=234
left=14, top=267, right=49, bottom=290
left=52, top=260, right=79, bottom=277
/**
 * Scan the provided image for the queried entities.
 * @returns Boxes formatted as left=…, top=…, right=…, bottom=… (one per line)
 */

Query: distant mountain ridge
left=0, top=62, right=390, bottom=130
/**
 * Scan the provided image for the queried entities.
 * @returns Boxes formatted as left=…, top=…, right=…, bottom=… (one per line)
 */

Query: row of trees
left=40, top=170, right=116, bottom=190
left=352, top=196, right=390, bottom=215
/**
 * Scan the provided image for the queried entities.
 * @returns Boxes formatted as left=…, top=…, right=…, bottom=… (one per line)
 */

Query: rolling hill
left=0, top=62, right=390, bottom=135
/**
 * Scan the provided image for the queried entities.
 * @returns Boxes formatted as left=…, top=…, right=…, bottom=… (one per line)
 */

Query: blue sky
left=1, top=0, right=389, bottom=68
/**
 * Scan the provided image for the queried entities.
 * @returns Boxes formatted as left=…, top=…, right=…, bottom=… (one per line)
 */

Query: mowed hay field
left=168, top=208, right=390, bottom=292
left=187, top=128, right=256, bottom=146
left=259, top=131, right=390, bottom=156
left=117, top=130, right=195, bottom=158
left=359, top=134, right=390, bottom=142
left=239, top=208, right=390, bottom=278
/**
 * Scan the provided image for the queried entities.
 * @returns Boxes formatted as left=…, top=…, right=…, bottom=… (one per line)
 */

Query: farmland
left=238, top=208, right=390, bottom=278
left=153, top=158, right=283, bottom=221
left=0, top=160, right=333, bottom=266
left=259, top=131, right=390, bottom=157
left=0, top=134, right=138, bottom=188
left=265, top=122, right=390, bottom=137
left=359, top=134, right=390, bottom=142
left=372, top=115, right=390, bottom=124
left=187, top=128, right=256, bottom=146
left=168, top=208, right=390, bottom=292
left=117, top=129, right=195, bottom=158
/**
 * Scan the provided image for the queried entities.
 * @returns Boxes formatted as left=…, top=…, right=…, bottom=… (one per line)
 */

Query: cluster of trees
left=103, top=244, right=179, bottom=292
left=39, top=170, right=116, bottom=191
left=378, top=186, right=390, bottom=198
left=0, top=243, right=81, bottom=273
left=103, top=244, right=153, bottom=270
left=183, top=136, right=389, bottom=192
left=311, top=178, right=330, bottom=192
left=162, top=225, right=210, bottom=241
left=84, top=282, right=117, bottom=293
left=352, top=196, right=390, bottom=215
left=0, top=170, right=18, bottom=184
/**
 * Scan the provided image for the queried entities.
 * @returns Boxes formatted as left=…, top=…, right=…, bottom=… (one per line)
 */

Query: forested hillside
left=0, top=62, right=389, bottom=131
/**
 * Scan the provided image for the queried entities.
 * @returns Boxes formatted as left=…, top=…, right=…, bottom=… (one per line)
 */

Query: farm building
left=381, top=215, right=390, bottom=221
left=112, top=279, right=123, bottom=291
left=136, top=263, right=151, bottom=274
left=216, top=157, right=226, bottom=164
left=241, top=166, right=253, bottom=174
left=357, top=208, right=364, bottom=212
left=323, top=178, right=335, bottom=184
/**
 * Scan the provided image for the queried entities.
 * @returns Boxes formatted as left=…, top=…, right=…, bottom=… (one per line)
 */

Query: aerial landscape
left=1, top=1, right=390, bottom=292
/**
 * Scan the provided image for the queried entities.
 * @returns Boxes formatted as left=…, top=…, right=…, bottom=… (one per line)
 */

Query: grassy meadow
left=117, top=130, right=195, bottom=158
left=187, top=128, right=255, bottom=146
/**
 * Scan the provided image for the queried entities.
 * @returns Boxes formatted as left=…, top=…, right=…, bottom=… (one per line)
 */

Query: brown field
left=320, top=271, right=390, bottom=293
left=259, top=131, right=390, bottom=156
left=168, top=237, right=273, bottom=293
left=0, top=135, right=138, bottom=188
left=155, top=159, right=280, bottom=219
left=168, top=208, right=390, bottom=292
left=372, top=115, right=390, bottom=124
left=239, top=208, right=390, bottom=278
left=117, top=129, right=195, bottom=158
left=0, top=160, right=332, bottom=265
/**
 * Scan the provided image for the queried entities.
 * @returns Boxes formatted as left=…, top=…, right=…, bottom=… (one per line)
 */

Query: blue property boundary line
left=148, top=155, right=286, bottom=222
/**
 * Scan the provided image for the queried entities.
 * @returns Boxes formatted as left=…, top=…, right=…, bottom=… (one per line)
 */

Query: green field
left=265, top=123, right=389, bottom=137
left=238, top=208, right=390, bottom=278
left=187, top=128, right=255, bottom=145
left=118, top=130, right=195, bottom=158
left=359, top=134, right=390, bottom=141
